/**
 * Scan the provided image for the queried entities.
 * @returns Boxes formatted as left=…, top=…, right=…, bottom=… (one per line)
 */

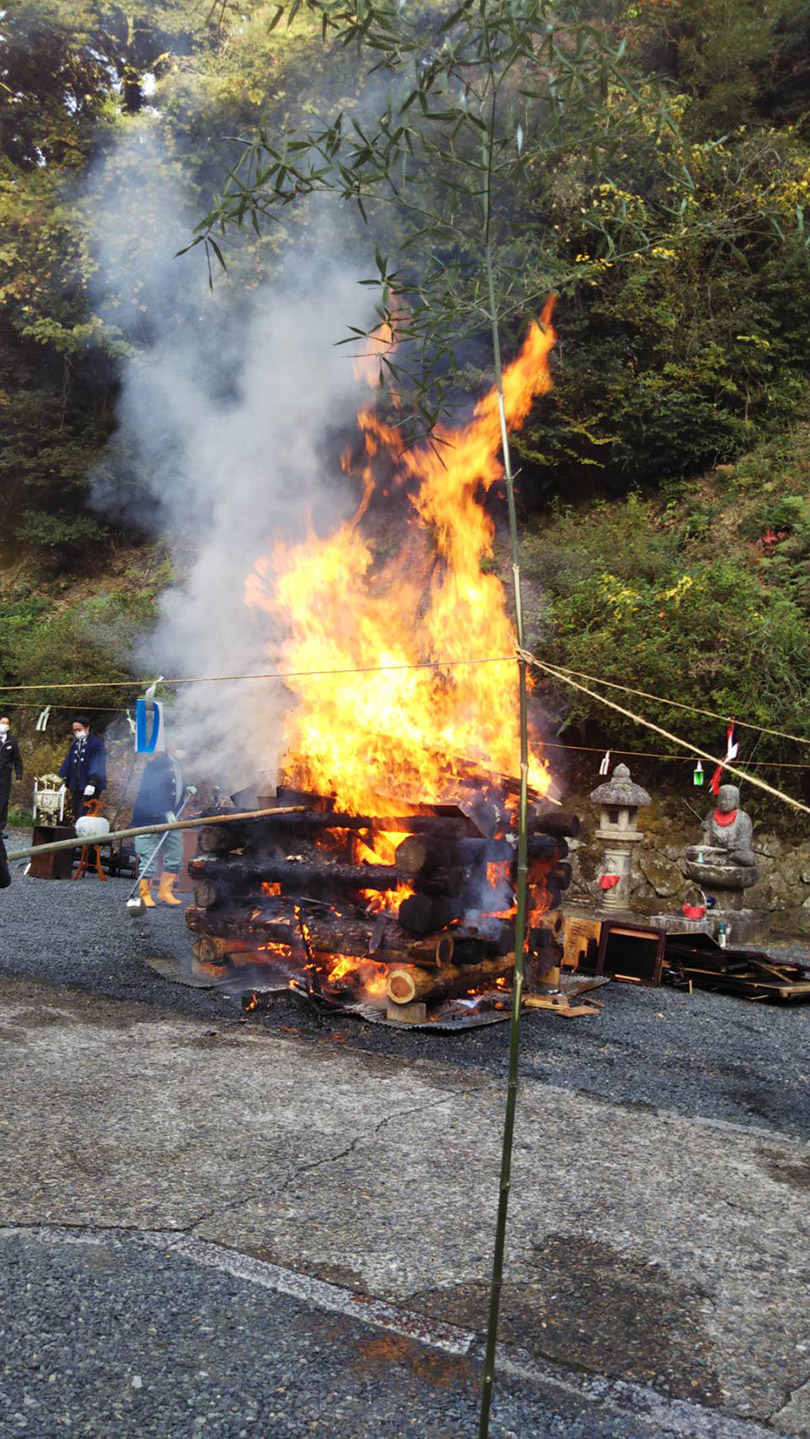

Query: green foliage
left=521, top=445, right=810, bottom=757
left=0, top=0, right=287, bottom=563
left=632, top=0, right=810, bottom=130
left=13, top=512, right=105, bottom=556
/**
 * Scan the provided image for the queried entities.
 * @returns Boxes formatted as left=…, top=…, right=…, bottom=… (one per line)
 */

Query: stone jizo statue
left=684, top=783, right=758, bottom=893
left=700, top=784, right=756, bottom=868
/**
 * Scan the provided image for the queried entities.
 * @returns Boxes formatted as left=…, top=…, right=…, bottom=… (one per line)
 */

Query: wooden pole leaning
left=5, top=807, right=307, bottom=864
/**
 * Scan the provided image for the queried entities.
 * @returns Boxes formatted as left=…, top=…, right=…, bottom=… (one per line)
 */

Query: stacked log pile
left=185, top=792, right=578, bottom=1018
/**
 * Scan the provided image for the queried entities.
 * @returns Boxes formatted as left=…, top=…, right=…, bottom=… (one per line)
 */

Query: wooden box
left=28, top=825, right=76, bottom=880
left=597, top=921, right=665, bottom=987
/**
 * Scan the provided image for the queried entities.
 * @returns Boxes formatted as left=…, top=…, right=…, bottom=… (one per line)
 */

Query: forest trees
left=2, top=0, right=810, bottom=750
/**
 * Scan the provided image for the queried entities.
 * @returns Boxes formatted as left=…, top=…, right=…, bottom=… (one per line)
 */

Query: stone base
left=648, top=914, right=712, bottom=936
left=713, top=908, right=770, bottom=947
left=683, top=858, right=758, bottom=893
left=649, top=909, right=770, bottom=947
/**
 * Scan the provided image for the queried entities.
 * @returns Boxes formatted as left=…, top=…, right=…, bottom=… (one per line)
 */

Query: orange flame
left=245, top=303, right=556, bottom=817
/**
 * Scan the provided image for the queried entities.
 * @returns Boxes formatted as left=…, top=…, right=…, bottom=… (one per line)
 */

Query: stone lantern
left=589, top=762, right=651, bottom=912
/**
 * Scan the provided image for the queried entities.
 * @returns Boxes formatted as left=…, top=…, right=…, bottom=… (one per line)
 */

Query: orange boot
left=157, top=871, right=181, bottom=905
left=138, top=878, right=155, bottom=908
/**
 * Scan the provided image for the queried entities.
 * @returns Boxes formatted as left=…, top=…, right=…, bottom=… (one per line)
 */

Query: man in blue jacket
left=58, top=717, right=107, bottom=821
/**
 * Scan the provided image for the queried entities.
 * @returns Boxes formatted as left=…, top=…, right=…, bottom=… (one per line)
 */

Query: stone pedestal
left=597, top=830, right=644, bottom=911
left=648, top=910, right=769, bottom=945
left=683, top=845, right=769, bottom=945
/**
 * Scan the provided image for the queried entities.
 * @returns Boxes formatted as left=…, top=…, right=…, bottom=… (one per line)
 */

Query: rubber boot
left=157, top=871, right=181, bottom=906
left=138, top=877, right=155, bottom=908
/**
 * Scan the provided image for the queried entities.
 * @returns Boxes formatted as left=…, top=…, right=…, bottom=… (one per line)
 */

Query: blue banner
left=135, top=698, right=164, bottom=754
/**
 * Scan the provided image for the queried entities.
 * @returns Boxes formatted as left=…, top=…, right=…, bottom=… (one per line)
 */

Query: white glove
left=185, top=786, right=198, bottom=796
left=83, top=784, right=95, bottom=796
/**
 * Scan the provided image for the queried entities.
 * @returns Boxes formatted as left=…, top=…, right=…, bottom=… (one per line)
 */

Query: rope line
left=3, top=654, right=809, bottom=754
left=0, top=656, right=514, bottom=692
left=539, top=741, right=809, bottom=768
left=521, top=650, right=810, bottom=816
left=546, top=663, right=810, bottom=748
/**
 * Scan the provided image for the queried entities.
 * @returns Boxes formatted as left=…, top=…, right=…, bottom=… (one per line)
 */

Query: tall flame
left=245, top=303, right=556, bottom=813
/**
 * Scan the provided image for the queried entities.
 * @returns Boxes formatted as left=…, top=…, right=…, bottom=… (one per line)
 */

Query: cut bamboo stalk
left=386, top=954, right=513, bottom=1005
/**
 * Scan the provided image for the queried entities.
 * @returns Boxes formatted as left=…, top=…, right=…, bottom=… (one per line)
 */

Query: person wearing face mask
left=58, top=716, right=107, bottom=821
left=0, top=715, right=24, bottom=836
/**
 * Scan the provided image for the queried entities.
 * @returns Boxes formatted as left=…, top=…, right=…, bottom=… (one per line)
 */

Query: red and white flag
left=709, top=721, right=738, bottom=795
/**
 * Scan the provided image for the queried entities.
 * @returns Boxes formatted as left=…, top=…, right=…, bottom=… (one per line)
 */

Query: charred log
left=185, top=902, right=453, bottom=968
left=397, top=893, right=465, bottom=934
left=527, top=809, right=581, bottom=839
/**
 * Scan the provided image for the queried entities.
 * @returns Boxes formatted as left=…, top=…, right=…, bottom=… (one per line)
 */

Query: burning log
left=527, top=809, right=581, bottom=839
left=393, top=832, right=567, bottom=877
left=394, top=834, right=498, bottom=874
left=193, top=935, right=264, bottom=964
left=185, top=903, right=454, bottom=968
left=449, top=920, right=515, bottom=959
left=528, top=834, right=569, bottom=862
left=190, top=852, right=464, bottom=906
left=397, top=893, right=464, bottom=934
left=197, top=809, right=481, bottom=856
left=386, top=954, right=513, bottom=1006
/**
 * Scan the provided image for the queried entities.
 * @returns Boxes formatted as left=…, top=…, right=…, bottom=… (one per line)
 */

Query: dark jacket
left=0, top=734, right=23, bottom=780
left=131, top=753, right=183, bottom=826
left=58, top=732, right=106, bottom=795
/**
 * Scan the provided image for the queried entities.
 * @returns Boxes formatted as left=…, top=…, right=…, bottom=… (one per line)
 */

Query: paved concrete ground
left=0, top=961, right=808, bottom=1436
left=1, top=851, right=809, bottom=1434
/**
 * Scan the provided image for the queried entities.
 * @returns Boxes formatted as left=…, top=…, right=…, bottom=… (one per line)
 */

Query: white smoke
left=88, top=126, right=373, bottom=791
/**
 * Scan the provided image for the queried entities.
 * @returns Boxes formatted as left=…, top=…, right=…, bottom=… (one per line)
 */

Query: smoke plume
left=88, top=127, right=372, bottom=789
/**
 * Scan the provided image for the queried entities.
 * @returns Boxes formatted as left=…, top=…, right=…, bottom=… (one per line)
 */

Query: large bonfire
left=245, top=301, right=557, bottom=815
left=186, top=308, right=567, bottom=1020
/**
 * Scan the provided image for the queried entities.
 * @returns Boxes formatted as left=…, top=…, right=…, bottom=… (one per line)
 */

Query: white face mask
left=73, top=730, right=87, bottom=742
left=0, top=725, right=8, bottom=735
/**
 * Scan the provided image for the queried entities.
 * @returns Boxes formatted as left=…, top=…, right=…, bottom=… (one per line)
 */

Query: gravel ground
left=1, top=829, right=808, bottom=1140
left=0, top=1231, right=771, bottom=1439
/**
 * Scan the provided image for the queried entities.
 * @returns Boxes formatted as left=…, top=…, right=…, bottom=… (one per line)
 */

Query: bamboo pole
left=478, top=239, right=534, bottom=1439
left=4, top=807, right=306, bottom=863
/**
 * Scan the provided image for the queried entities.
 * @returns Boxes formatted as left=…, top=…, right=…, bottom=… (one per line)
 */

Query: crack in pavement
left=175, top=1084, right=486, bottom=1233
left=278, top=1087, right=477, bottom=1195
left=766, top=1370, right=810, bottom=1425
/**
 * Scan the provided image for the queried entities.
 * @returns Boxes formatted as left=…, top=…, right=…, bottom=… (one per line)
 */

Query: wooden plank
left=562, top=916, right=602, bottom=973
